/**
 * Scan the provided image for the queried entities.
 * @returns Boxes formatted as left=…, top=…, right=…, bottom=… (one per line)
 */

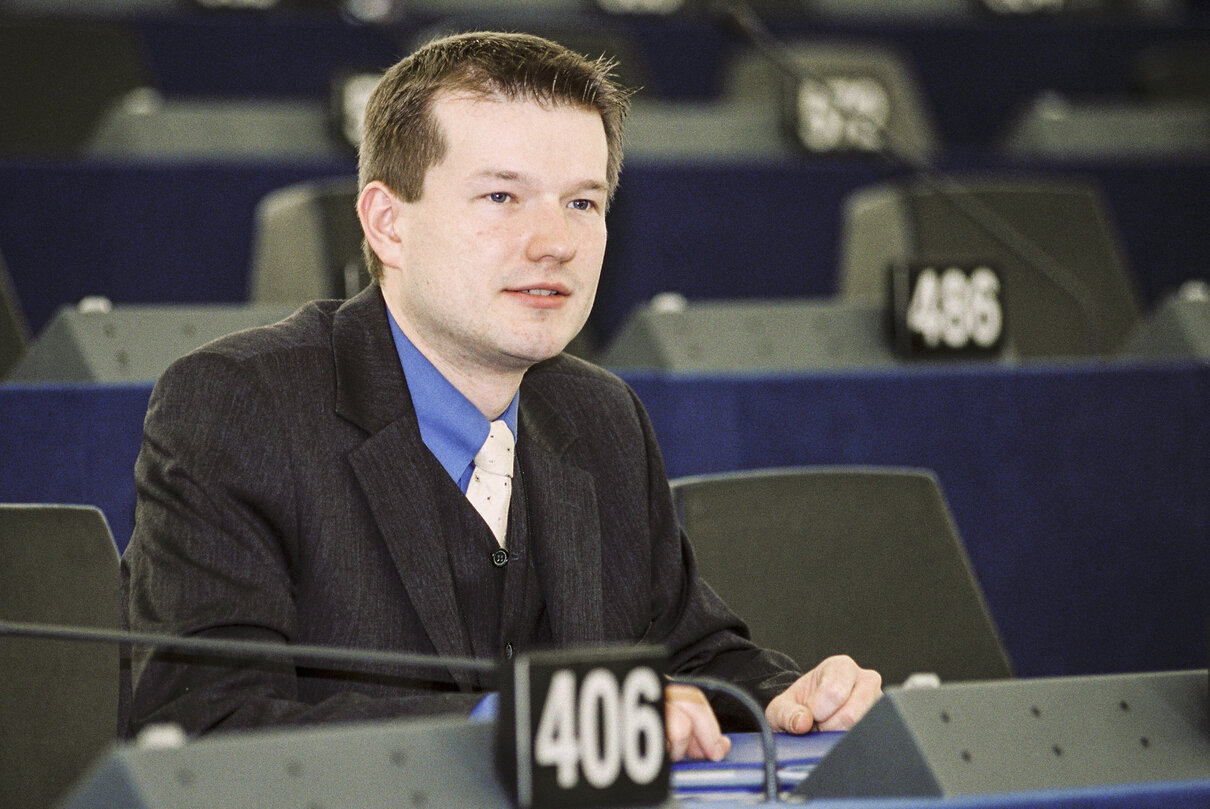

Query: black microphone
left=0, top=618, right=496, bottom=676
left=708, top=0, right=1105, bottom=356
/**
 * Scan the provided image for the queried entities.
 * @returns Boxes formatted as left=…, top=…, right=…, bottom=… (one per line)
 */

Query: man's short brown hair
left=357, top=31, right=632, bottom=282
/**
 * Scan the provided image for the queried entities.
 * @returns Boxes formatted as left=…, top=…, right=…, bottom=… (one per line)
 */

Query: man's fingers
left=807, top=656, right=882, bottom=730
left=665, top=700, right=693, bottom=761
left=804, top=656, right=862, bottom=722
left=814, top=665, right=882, bottom=731
left=665, top=684, right=731, bottom=762
left=764, top=690, right=815, bottom=734
left=767, top=656, right=883, bottom=735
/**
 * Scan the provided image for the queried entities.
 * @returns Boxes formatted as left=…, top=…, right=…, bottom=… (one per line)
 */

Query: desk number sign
left=498, top=645, right=670, bottom=809
left=891, top=261, right=1007, bottom=358
left=793, top=75, right=890, bottom=155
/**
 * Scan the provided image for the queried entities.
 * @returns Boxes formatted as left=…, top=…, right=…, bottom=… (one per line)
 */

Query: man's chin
left=512, top=320, right=589, bottom=355
left=503, top=334, right=577, bottom=368
left=510, top=346, right=567, bottom=368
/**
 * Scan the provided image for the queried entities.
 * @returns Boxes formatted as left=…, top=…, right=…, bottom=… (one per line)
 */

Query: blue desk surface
left=673, top=731, right=841, bottom=797
left=775, top=780, right=1210, bottom=809
left=673, top=779, right=1210, bottom=808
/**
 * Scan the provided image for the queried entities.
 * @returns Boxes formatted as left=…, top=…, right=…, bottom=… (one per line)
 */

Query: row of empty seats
left=4, top=5, right=1210, bottom=159
left=6, top=169, right=1209, bottom=383
left=4, top=2, right=1209, bottom=377
left=3, top=0, right=1209, bottom=348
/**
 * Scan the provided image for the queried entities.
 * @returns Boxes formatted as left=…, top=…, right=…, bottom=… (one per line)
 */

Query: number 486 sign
left=892, top=262, right=1007, bottom=358
left=497, top=646, right=670, bottom=809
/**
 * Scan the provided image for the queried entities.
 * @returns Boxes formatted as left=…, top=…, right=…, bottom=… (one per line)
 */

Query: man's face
left=379, top=92, right=610, bottom=378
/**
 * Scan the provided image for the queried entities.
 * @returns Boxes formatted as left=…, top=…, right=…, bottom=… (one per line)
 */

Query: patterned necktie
left=465, top=420, right=514, bottom=548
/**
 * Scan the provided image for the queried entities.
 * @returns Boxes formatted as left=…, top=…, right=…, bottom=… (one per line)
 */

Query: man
left=123, top=31, right=881, bottom=762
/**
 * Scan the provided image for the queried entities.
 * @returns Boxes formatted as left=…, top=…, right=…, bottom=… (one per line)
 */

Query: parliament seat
left=670, top=466, right=1013, bottom=686
left=839, top=176, right=1142, bottom=359
left=82, top=91, right=347, bottom=160
left=249, top=176, right=367, bottom=304
left=999, top=93, right=1210, bottom=159
left=626, top=38, right=939, bottom=164
left=0, top=505, right=121, bottom=809
left=0, top=17, right=150, bottom=157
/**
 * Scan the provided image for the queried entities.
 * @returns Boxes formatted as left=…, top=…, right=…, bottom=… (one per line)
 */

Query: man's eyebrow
left=572, top=179, right=610, bottom=196
left=471, top=170, right=608, bottom=196
left=472, top=169, right=524, bottom=183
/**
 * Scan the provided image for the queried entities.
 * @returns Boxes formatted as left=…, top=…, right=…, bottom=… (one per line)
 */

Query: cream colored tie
left=466, top=420, right=515, bottom=548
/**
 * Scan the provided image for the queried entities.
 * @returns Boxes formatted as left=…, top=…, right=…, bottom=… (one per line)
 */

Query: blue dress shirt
left=386, top=305, right=519, bottom=493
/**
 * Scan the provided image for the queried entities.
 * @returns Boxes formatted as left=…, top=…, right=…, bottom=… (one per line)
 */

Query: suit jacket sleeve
left=623, top=385, right=802, bottom=727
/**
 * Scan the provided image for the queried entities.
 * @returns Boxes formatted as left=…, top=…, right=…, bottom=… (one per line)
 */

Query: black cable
left=672, top=672, right=781, bottom=803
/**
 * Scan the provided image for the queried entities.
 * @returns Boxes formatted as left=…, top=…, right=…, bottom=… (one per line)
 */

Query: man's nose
left=525, top=202, right=577, bottom=264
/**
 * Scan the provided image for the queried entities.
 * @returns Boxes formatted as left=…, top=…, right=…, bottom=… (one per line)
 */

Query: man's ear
left=357, top=181, right=406, bottom=270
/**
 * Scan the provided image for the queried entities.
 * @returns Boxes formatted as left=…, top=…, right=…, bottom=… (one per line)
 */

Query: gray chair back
left=670, top=466, right=1012, bottom=686
left=0, top=505, right=120, bottom=809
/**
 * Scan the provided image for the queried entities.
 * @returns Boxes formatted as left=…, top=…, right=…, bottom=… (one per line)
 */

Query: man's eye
left=569, top=199, right=596, bottom=211
left=487, top=192, right=511, bottom=203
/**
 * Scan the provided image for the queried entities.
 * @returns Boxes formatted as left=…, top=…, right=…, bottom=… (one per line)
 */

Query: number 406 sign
left=497, top=646, right=670, bottom=809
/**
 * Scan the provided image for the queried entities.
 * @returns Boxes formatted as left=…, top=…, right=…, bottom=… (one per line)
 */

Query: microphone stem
left=0, top=618, right=497, bottom=674
left=673, top=672, right=781, bottom=803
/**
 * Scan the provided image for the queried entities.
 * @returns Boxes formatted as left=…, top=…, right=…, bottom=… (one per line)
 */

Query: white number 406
left=534, top=667, right=664, bottom=790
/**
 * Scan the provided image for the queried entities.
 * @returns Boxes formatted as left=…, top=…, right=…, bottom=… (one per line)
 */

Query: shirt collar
left=386, top=305, right=519, bottom=490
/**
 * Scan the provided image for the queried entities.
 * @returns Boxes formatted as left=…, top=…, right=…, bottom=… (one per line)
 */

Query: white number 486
left=906, top=266, right=1003, bottom=349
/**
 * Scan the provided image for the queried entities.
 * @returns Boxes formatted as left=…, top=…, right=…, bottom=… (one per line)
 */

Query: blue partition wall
left=3, top=360, right=1208, bottom=681
left=628, top=361, right=1210, bottom=680
left=0, top=160, right=353, bottom=334
left=0, top=383, right=151, bottom=543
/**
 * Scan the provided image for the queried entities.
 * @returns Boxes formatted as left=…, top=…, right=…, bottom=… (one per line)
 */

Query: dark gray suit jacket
left=123, top=287, right=798, bottom=736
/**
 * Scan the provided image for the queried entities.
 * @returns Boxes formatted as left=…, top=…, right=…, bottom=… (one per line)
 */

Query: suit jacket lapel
left=331, top=288, right=476, bottom=683
left=519, top=382, right=605, bottom=647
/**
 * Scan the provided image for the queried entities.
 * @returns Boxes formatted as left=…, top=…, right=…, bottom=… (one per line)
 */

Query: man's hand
left=765, top=655, right=882, bottom=734
left=664, top=684, right=732, bottom=762
left=664, top=656, right=880, bottom=761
